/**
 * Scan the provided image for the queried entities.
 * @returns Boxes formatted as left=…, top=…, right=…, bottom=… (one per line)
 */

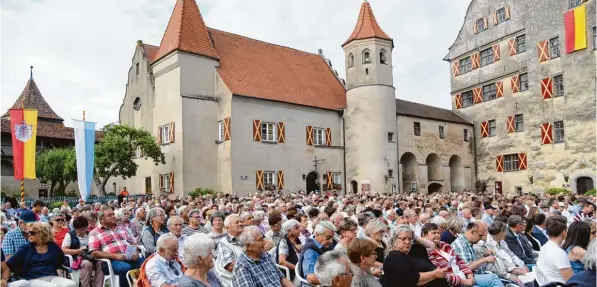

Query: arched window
left=133, top=97, right=142, bottom=111
left=363, top=50, right=371, bottom=64
left=380, top=49, right=387, bottom=64
left=348, top=53, right=355, bottom=68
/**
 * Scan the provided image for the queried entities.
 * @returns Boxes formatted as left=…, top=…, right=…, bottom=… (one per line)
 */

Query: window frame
left=162, top=124, right=170, bottom=144
left=380, top=49, right=387, bottom=65
left=464, top=129, right=469, bottom=142
left=313, top=127, right=326, bottom=146
left=476, top=18, right=486, bottom=33
left=439, top=125, right=445, bottom=139
left=553, top=74, right=564, bottom=97
left=459, top=57, right=472, bottom=74
left=496, top=7, right=506, bottom=24
left=260, top=122, right=277, bottom=142
left=388, top=132, right=394, bottom=143
left=332, top=173, right=342, bottom=184
left=133, top=97, right=142, bottom=111
left=135, top=63, right=139, bottom=75
left=348, top=53, right=355, bottom=68
left=388, top=169, right=394, bottom=178
left=362, top=49, right=372, bottom=64
left=480, top=47, right=494, bottom=66
left=519, top=73, right=529, bottom=91
left=514, top=114, right=524, bottom=132
left=550, top=37, right=560, bottom=59
left=488, top=120, right=497, bottom=137
left=218, top=121, right=224, bottom=141
left=593, top=27, right=596, bottom=50
left=413, top=122, right=421, bottom=136
left=461, top=91, right=473, bottom=107
left=263, top=171, right=276, bottom=189
left=163, top=173, right=171, bottom=191
left=482, top=83, right=497, bottom=101
left=504, top=154, right=520, bottom=172
left=516, top=35, right=526, bottom=53
left=554, top=121, right=565, bottom=143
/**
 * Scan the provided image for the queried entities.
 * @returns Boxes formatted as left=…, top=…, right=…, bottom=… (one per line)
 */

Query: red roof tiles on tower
left=2, top=77, right=63, bottom=121
left=152, top=0, right=219, bottom=64
left=343, top=1, right=392, bottom=47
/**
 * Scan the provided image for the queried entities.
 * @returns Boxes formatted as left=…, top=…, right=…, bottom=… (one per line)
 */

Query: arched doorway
left=428, top=183, right=443, bottom=194
left=306, top=171, right=320, bottom=194
left=449, top=155, right=463, bottom=191
left=400, top=152, right=417, bottom=193
left=576, top=177, right=594, bottom=194
left=426, top=153, right=442, bottom=181
left=350, top=180, right=358, bottom=194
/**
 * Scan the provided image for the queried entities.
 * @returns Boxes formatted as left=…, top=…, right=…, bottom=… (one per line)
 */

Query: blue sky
left=2, top=0, right=471, bottom=127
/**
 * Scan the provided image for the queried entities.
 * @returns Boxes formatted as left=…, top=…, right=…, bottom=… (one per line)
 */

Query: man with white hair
left=299, top=221, right=337, bottom=285
left=314, top=250, right=353, bottom=287
left=404, top=209, right=422, bottom=236
left=216, top=214, right=244, bottom=287
left=130, top=207, right=147, bottom=239
left=231, top=226, right=294, bottom=287
left=165, top=216, right=187, bottom=261
left=145, top=234, right=183, bottom=286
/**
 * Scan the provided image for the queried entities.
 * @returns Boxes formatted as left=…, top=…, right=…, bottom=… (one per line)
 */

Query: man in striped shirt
left=574, top=201, right=595, bottom=221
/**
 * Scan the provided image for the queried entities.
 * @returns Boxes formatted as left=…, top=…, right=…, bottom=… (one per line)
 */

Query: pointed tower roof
left=2, top=71, right=63, bottom=121
left=343, top=1, right=393, bottom=47
left=152, top=0, right=220, bottom=63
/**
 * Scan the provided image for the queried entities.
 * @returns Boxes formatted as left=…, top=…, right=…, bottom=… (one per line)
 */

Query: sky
left=2, top=0, right=472, bottom=128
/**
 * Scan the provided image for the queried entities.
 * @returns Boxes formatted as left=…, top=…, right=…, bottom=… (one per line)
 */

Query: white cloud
left=2, top=0, right=471, bottom=128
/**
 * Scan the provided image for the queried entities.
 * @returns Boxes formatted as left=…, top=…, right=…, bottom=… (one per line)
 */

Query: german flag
left=564, top=4, right=587, bottom=54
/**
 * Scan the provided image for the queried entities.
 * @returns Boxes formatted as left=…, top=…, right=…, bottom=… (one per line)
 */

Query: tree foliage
left=36, top=148, right=77, bottom=196
left=94, top=124, right=165, bottom=195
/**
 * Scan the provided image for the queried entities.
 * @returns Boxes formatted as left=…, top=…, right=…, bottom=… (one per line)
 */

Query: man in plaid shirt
left=1, top=210, right=37, bottom=258
left=424, top=222, right=504, bottom=287
left=90, top=206, right=144, bottom=287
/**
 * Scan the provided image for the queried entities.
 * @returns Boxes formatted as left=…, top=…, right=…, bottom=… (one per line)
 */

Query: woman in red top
left=51, top=213, right=70, bottom=246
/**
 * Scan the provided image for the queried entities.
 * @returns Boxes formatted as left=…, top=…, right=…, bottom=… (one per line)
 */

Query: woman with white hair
left=277, top=219, right=302, bottom=282
left=364, top=219, right=388, bottom=265
left=141, top=207, right=168, bottom=254
left=566, top=238, right=596, bottom=287
left=178, top=233, right=222, bottom=287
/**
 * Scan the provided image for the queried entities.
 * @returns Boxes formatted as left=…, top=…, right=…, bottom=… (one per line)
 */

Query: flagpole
left=20, top=98, right=25, bottom=203
left=82, top=110, right=85, bottom=205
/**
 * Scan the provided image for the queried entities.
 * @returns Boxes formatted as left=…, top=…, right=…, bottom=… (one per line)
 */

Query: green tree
left=36, top=148, right=77, bottom=196
left=94, top=124, right=165, bottom=195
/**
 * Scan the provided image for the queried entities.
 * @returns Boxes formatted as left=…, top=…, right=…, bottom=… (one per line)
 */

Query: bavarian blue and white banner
left=73, top=119, right=95, bottom=202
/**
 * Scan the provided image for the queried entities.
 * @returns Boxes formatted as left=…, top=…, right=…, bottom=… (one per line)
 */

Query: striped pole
left=20, top=180, right=24, bottom=203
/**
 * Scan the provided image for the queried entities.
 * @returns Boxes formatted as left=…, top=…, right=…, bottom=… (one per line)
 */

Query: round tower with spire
left=343, top=0, right=398, bottom=194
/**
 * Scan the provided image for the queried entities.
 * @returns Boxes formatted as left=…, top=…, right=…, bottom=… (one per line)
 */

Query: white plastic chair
left=126, top=270, right=134, bottom=287
left=214, top=259, right=233, bottom=282
left=294, top=258, right=313, bottom=287
left=64, top=254, right=81, bottom=287
left=98, top=258, right=120, bottom=287
left=276, top=264, right=290, bottom=279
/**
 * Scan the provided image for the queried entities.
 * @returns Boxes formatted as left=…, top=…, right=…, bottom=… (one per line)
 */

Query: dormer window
left=380, top=49, right=387, bottom=64
left=348, top=53, right=355, bottom=68
left=363, top=50, right=371, bottom=64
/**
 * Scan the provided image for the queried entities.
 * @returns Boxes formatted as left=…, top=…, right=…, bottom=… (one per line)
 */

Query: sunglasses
left=54, top=218, right=65, bottom=222
left=28, top=231, right=36, bottom=236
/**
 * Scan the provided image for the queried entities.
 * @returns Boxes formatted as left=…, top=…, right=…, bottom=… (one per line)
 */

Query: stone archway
left=400, top=152, right=417, bottom=192
left=426, top=153, right=442, bottom=181
left=449, top=155, right=463, bottom=191
left=350, top=180, right=358, bottom=194
left=576, top=177, right=594, bottom=194
left=428, top=183, right=443, bottom=194
left=306, top=171, right=320, bottom=194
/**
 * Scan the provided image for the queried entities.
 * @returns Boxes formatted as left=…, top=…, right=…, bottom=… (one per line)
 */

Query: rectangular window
left=516, top=186, right=523, bottom=193
left=163, top=173, right=171, bottom=191
left=519, top=73, right=529, bottom=91
left=476, top=18, right=486, bottom=33
left=554, top=75, right=564, bottom=97
left=554, top=121, right=565, bottom=143
left=496, top=8, right=506, bottom=24
left=218, top=121, right=224, bottom=141
left=162, top=124, right=170, bottom=144
left=388, top=132, right=394, bottom=142
left=460, top=57, right=472, bottom=74
left=593, top=27, right=596, bottom=49
left=263, top=171, right=276, bottom=189
left=135, top=63, right=139, bottom=75
left=439, top=126, right=445, bottom=139
left=462, top=91, right=473, bottom=107
left=411, top=182, right=417, bottom=191
left=488, top=120, right=496, bottom=137
left=414, top=122, right=421, bottom=136
left=515, top=114, right=524, bottom=132
left=261, top=122, right=276, bottom=142
left=313, top=128, right=326, bottom=146
left=464, top=129, right=469, bottom=141
left=388, top=169, right=394, bottom=178
left=550, top=37, right=560, bottom=59
left=480, top=47, right=494, bottom=66
left=570, top=0, right=582, bottom=8
left=504, top=154, right=520, bottom=171
left=516, top=35, right=526, bottom=53
left=135, top=146, right=141, bottom=158
left=482, top=83, right=497, bottom=101
left=332, top=173, right=341, bottom=184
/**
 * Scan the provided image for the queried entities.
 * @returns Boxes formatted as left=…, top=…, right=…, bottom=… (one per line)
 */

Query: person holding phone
left=62, top=216, right=103, bottom=287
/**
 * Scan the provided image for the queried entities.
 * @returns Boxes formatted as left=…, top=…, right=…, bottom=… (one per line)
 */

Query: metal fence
left=2, top=195, right=147, bottom=207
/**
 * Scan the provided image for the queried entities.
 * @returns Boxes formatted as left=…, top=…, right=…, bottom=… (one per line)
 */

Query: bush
left=188, top=187, right=218, bottom=199
left=106, top=192, right=116, bottom=196
left=585, top=189, right=596, bottom=196
left=546, top=188, right=572, bottom=195
left=48, top=202, right=63, bottom=210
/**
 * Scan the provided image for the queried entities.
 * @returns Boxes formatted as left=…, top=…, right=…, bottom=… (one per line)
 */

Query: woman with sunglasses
left=50, top=212, right=70, bottom=247
left=6, top=222, right=76, bottom=287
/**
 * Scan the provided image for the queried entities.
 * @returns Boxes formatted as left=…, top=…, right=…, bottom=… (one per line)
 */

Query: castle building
left=445, top=0, right=596, bottom=194
left=119, top=0, right=475, bottom=196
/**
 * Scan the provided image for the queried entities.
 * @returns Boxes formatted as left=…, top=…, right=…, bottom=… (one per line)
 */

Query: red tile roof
left=3, top=78, right=63, bottom=121
left=1, top=119, right=103, bottom=140
left=142, top=44, right=160, bottom=62
left=209, top=28, right=346, bottom=110
left=343, top=1, right=392, bottom=47
left=152, top=0, right=219, bottom=64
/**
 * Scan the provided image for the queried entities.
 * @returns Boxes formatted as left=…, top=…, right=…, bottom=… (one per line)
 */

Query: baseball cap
left=19, top=210, right=37, bottom=223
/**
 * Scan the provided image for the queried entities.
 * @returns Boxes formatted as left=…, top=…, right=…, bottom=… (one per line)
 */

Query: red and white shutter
left=537, top=40, right=549, bottom=62
left=481, top=121, right=489, bottom=138
left=505, top=6, right=511, bottom=20
left=169, top=122, right=175, bottom=143
left=492, top=44, right=501, bottom=61
left=508, top=39, right=517, bottom=56
left=326, top=171, right=333, bottom=190
left=496, top=156, right=504, bottom=172
left=253, top=120, right=262, bottom=141
left=326, top=128, right=332, bottom=147
left=276, top=171, right=284, bottom=190
left=256, top=170, right=264, bottom=190
left=507, top=116, right=515, bottom=133
left=306, top=126, right=314, bottom=146
left=157, top=125, right=162, bottom=145
left=223, top=117, right=231, bottom=141
left=518, top=153, right=527, bottom=170
left=169, top=172, right=174, bottom=193
left=277, top=122, right=285, bottom=143
left=511, top=75, right=520, bottom=93
left=452, top=61, right=460, bottom=76
left=455, top=94, right=462, bottom=109
left=159, top=174, right=164, bottom=191
left=496, top=81, right=504, bottom=98
left=541, top=123, right=553, bottom=144
left=473, top=87, right=483, bottom=104
left=541, top=78, right=553, bottom=99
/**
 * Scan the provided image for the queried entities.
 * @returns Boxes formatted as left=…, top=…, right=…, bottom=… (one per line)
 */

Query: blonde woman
left=6, top=222, right=76, bottom=287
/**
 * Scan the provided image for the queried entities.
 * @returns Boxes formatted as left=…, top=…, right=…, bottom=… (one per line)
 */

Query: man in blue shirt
left=1, top=210, right=37, bottom=258
left=4, top=202, right=16, bottom=218
left=300, top=221, right=336, bottom=285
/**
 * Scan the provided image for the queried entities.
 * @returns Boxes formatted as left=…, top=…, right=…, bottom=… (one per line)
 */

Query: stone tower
left=344, top=1, right=398, bottom=194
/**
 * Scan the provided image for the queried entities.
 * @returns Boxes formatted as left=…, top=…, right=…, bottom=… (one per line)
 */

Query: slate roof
left=396, top=99, right=473, bottom=125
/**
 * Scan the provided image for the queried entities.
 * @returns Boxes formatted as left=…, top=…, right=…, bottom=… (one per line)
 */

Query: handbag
left=71, top=255, right=83, bottom=270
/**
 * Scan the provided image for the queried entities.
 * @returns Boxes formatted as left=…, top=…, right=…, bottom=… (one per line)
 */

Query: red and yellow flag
left=9, top=109, right=38, bottom=180
left=565, top=4, right=587, bottom=54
